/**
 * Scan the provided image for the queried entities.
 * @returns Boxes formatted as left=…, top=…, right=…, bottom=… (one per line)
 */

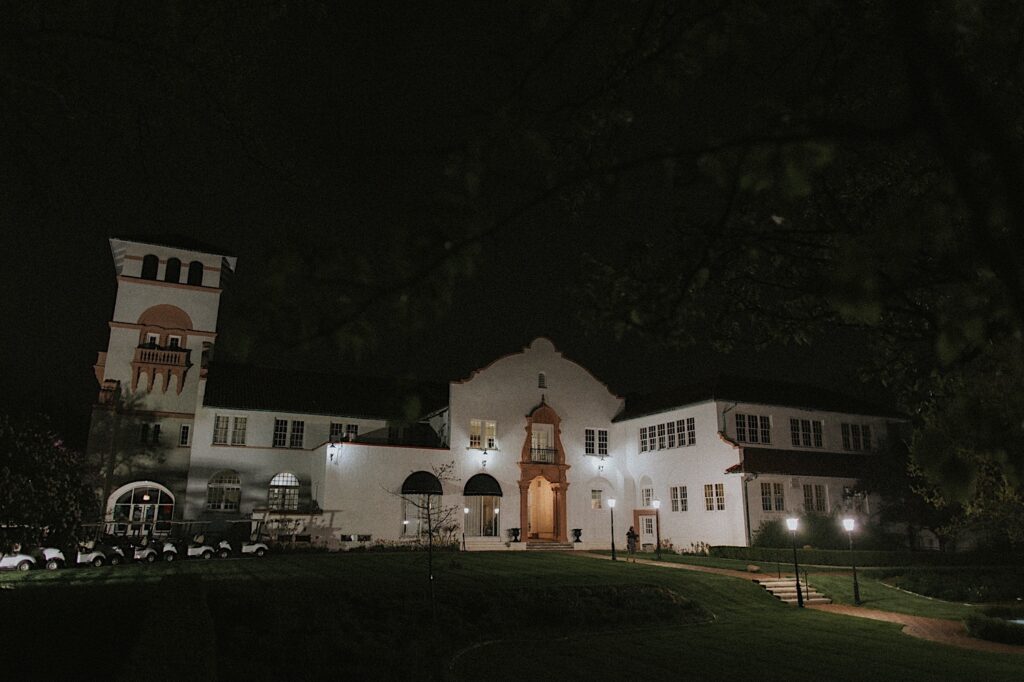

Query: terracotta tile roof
left=203, top=362, right=448, bottom=420
left=725, top=447, right=872, bottom=478
left=614, top=374, right=901, bottom=422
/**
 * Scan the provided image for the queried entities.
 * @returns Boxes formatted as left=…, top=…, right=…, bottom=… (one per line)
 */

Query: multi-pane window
left=213, top=416, right=229, bottom=445
left=289, top=420, right=305, bottom=448
left=230, top=417, right=247, bottom=446
left=207, top=470, right=241, bottom=511
left=268, top=472, right=300, bottom=511
left=591, top=489, right=603, bottom=509
left=346, top=423, right=359, bottom=440
left=179, top=424, right=191, bottom=446
left=841, top=423, right=872, bottom=451
left=790, top=418, right=823, bottom=448
left=273, top=419, right=288, bottom=447
left=469, top=419, right=497, bottom=449
left=760, top=482, right=785, bottom=512
left=670, top=486, right=688, bottom=512
left=641, top=419, right=696, bottom=451
left=643, top=516, right=654, bottom=535
left=330, top=422, right=345, bottom=442
left=585, top=428, right=609, bottom=455
left=538, top=372, right=546, bottom=388
left=803, top=484, right=827, bottom=512
left=641, top=487, right=654, bottom=507
left=736, top=414, right=771, bottom=444
left=705, top=483, right=725, bottom=511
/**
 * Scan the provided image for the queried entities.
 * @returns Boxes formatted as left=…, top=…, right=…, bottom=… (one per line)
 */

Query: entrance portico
left=518, top=398, right=570, bottom=543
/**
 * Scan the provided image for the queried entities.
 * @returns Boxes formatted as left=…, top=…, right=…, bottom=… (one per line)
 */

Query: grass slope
left=1, top=553, right=1019, bottom=681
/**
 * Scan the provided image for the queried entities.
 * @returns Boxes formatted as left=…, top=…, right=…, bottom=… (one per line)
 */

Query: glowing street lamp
left=608, top=498, right=617, bottom=561
left=463, top=506, right=469, bottom=551
left=652, top=499, right=662, bottom=560
left=786, top=517, right=804, bottom=608
left=842, top=517, right=862, bottom=605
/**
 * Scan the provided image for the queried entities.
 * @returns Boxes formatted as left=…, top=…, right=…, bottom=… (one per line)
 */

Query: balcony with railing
left=134, top=346, right=190, bottom=366
left=529, top=448, right=557, bottom=463
left=131, top=345, right=192, bottom=394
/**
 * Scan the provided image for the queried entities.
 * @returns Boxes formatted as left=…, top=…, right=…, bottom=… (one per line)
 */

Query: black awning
left=401, top=470, right=442, bottom=495
left=464, top=473, right=503, bottom=497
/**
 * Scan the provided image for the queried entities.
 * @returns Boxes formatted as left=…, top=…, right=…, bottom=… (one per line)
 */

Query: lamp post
left=608, top=498, right=617, bottom=561
left=786, top=517, right=804, bottom=608
left=494, top=506, right=500, bottom=539
left=843, top=517, right=861, bottom=605
left=463, top=506, right=469, bottom=551
left=652, top=499, right=662, bottom=560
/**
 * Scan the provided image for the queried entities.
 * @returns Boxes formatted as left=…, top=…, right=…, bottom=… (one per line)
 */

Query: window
left=760, top=482, right=785, bottom=512
left=139, top=423, right=149, bottom=444
left=639, top=426, right=649, bottom=452
left=141, top=254, right=158, bottom=279
left=289, top=420, right=305, bottom=448
left=330, top=422, right=344, bottom=442
left=591, top=489, right=603, bottom=509
left=803, top=484, right=827, bottom=512
left=268, top=472, right=300, bottom=511
left=841, top=423, right=872, bottom=451
left=790, top=418, right=823, bottom=448
left=145, top=332, right=160, bottom=346
left=683, top=418, right=696, bottom=446
left=666, top=421, right=676, bottom=448
left=273, top=419, right=288, bottom=447
left=165, top=257, right=181, bottom=283
left=207, top=470, right=241, bottom=511
left=213, top=416, right=229, bottom=445
left=179, top=424, right=191, bottom=446
left=167, top=335, right=182, bottom=349
left=187, top=260, right=204, bottom=286
left=670, top=485, right=687, bottom=512
left=151, top=424, right=161, bottom=445
left=231, top=417, right=247, bottom=446
left=737, top=414, right=771, bottom=444
left=538, top=372, right=546, bottom=388
left=643, top=517, right=654, bottom=535
left=346, top=423, right=359, bottom=439
left=656, top=423, right=667, bottom=449
left=584, top=428, right=608, bottom=456
left=705, top=483, right=725, bottom=511
left=641, top=487, right=653, bottom=507
left=470, top=419, right=496, bottom=449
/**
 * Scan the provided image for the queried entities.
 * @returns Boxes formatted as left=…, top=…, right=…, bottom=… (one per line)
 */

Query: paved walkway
left=574, top=552, right=1024, bottom=655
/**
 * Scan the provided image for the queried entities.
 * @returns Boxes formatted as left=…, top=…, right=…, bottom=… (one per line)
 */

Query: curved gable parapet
left=454, top=336, right=621, bottom=402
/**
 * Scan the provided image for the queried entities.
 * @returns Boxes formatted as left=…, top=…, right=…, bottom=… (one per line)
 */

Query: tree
left=0, top=413, right=98, bottom=548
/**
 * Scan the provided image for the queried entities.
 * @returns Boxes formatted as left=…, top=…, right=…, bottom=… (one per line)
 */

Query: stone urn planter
left=571, top=528, right=582, bottom=543
left=507, top=528, right=521, bottom=543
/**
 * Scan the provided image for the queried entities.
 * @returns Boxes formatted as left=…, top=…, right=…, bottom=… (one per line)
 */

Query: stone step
left=757, top=579, right=832, bottom=605
left=525, top=543, right=574, bottom=551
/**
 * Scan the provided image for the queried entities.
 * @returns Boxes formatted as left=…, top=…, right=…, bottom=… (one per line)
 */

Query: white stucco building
left=88, top=237, right=902, bottom=550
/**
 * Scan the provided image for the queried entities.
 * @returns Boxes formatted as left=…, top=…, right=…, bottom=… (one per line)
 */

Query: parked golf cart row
left=1, top=520, right=269, bottom=571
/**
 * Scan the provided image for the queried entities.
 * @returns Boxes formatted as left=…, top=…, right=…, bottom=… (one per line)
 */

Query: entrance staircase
left=756, top=578, right=832, bottom=605
left=525, top=541, right=575, bottom=551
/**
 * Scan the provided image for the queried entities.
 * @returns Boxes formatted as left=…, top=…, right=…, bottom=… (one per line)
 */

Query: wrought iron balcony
left=530, top=448, right=557, bottom=463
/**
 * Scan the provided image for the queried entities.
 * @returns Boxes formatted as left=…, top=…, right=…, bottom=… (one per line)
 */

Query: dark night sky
left=0, top=3, right=876, bottom=446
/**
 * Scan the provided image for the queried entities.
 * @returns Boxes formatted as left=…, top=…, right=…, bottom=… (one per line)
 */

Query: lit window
left=470, top=419, right=496, bottom=449
left=268, top=472, right=299, bottom=511
left=705, top=483, right=725, bottom=511
left=591, top=489, right=603, bottom=509
left=469, top=419, right=481, bottom=448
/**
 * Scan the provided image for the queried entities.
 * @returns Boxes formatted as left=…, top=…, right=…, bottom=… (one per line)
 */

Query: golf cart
left=218, top=520, right=269, bottom=558
left=73, top=524, right=125, bottom=567
left=129, top=534, right=176, bottom=563
left=0, top=543, right=66, bottom=571
left=168, top=521, right=218, bottom=560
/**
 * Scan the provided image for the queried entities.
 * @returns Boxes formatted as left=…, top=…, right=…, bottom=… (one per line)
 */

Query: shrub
left=882, top=568, right=1024, bottom=602
left=965, top=613, right=1024, bottom=645
left=712, top=545, right=1024, bottom=568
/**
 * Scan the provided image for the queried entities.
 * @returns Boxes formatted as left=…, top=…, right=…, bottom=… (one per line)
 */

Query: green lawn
left=1, top=552, right=1018, bottom=681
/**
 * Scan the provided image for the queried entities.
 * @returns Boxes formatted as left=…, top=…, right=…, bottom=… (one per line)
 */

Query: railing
left=530, top=448, right=557, bottom=463
left=134, top=346, right=190, bottom=366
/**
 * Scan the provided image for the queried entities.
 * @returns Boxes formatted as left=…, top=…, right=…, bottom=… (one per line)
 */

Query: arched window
left=268, top=472, right=300, bottom=511
left=107, top=481, right=174, bottom=535
left=401, top=471, right=442, bottom=536
left=141, top=254, right=159, bottom=279
left=464, top=474, right=502, bottom=537
left=165, top=257, right=181, bottom=283
left=187, top=260, right=204, bottom=286
left=207, top=470, right=241, bottom=511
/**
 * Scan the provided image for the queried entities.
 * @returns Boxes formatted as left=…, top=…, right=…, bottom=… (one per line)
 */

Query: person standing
left=626, top=526, right=639, bottom=562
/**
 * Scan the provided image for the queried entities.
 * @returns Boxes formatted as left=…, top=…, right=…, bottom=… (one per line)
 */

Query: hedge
left=709, top=545, right=1024, bottom=567
left=966, top=605, right=1024, bottom=645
